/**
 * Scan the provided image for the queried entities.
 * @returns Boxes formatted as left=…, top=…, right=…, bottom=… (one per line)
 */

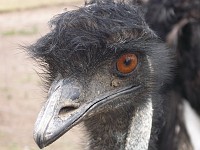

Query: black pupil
left=124, top=57, right=132, bottom=66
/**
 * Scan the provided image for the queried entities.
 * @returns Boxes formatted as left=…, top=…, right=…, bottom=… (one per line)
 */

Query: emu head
left=30, top=1, right=173, bottom=149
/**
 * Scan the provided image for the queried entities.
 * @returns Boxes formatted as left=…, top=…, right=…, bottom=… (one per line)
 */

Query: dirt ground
left=0, top=3, right=86, bottom=150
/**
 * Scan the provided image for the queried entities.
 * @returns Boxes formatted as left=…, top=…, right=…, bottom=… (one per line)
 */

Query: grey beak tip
left=34, top=132, right=46, bottom=149
left=38, top=144, right=45, bottom=149
left=35, top=138, right=46, bottom=149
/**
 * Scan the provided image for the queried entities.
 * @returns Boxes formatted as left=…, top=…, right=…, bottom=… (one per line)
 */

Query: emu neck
left=84, top=106, right=134, bottom=150
left=84, top=100, right=153, bottom=150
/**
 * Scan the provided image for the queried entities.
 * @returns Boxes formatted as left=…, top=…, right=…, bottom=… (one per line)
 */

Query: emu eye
left=116, top=53, right=138, bottom=74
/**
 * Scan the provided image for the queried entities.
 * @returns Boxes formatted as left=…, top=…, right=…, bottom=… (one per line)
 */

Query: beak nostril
left=58, top=103, right=80, bottom=119
left=59, top=106, right=77, bottom=115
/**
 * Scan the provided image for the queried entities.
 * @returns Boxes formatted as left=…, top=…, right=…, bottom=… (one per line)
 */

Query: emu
left=29, top=0, right=200, bottom=150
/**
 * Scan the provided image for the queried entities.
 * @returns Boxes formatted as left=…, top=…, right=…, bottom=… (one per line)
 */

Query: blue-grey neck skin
left=84, top=98, right=153, bottom=150
left=84, top=107, right=134, bottom=150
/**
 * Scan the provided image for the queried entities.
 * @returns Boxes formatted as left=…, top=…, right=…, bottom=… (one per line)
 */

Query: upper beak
left=34, top=78, right=140, bottom=149
left=33, top=78, right=83, bottom=149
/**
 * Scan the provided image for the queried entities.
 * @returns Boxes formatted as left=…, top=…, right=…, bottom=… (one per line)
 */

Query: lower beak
left=34, top=78, right=140, bottom=149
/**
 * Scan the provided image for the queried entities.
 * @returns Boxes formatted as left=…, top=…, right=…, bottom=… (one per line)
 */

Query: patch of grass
left=2, top=26, right=38, bottom=36
left=0, top=132, right=5, bottom=138
left=8, top=143, right=20, bottom=150
left=22, top=74, right=34, bottom=83
left=19, top=73, right=39, bottom=84
left=0, top=0, right=82, bottom=13
left=0, top=87, right=9, bottom=92
left=0, top=87, right=12, bottom=100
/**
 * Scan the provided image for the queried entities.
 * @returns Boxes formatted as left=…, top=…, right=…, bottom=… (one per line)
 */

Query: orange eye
left=116, top=53, right=138, bottom=74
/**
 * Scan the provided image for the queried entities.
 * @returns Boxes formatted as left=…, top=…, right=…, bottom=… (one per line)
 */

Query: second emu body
left=30, top=0, right=200, bottom=150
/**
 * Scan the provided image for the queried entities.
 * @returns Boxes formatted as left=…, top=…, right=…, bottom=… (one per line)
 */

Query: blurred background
left=0, top=0, right=85, bottom=150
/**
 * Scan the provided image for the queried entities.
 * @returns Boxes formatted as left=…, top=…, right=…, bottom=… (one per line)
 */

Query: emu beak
left=33, top=78, right=82, bottom=149
left=34, top=78, right=140, bottom=149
